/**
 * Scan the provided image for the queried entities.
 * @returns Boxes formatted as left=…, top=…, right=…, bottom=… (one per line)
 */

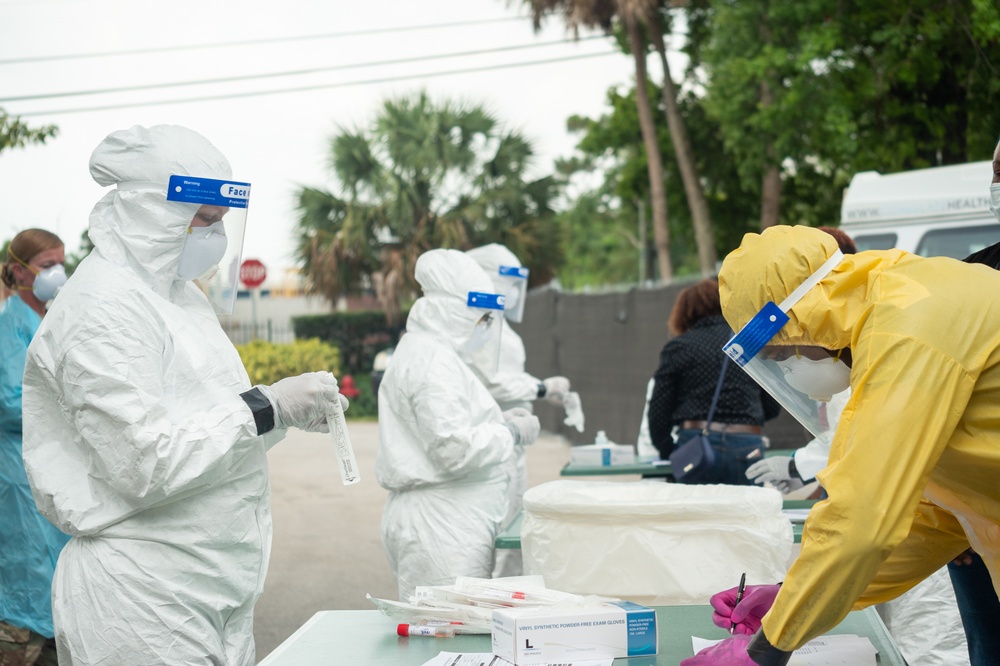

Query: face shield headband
left=722, top=249, right=846, bottom=445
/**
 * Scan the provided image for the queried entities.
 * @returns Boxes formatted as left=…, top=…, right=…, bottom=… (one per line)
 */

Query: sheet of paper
left=691, top=634, right=876, bottom=666
left=419, top=653, right=613, bottom=666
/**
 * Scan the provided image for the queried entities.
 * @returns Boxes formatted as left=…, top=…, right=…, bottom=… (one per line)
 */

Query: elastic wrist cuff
left=536, top=383, right=547, bottom=399
left=747, top=630, right=792, bottom=666
left=240, top=387, right=275, bottom=435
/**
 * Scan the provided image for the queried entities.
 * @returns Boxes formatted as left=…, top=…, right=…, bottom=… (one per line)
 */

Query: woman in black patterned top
left=647, top=278, right=781, bottom=484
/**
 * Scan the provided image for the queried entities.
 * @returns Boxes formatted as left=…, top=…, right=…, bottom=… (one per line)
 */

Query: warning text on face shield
left=167, top=175, right=251, bottom=209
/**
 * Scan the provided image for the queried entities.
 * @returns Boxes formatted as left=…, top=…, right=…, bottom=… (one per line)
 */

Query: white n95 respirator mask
left=32, top=264, right=67, bottom=301
left=776, top=355, right=851, bottom=402
left=989, top=183, right=1000, bottom=223
left=178, top=221, right=228, bottom=280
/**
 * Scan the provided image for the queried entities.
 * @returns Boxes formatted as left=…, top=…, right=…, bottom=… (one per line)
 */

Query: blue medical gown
left=0, top=295, right=70, bottom=637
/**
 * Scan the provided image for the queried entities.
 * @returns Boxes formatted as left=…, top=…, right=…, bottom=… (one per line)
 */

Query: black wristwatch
left=536, top=382, right=547, bottom=399
left=788, top=456, right=800, bottom=480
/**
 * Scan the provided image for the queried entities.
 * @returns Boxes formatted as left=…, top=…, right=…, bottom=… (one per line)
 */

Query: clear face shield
left=722, top=250, right=848, bottom=446
left=460, top=291, right=506, bottom=374
left=167, top=175, right=251, bottom=315
left=496, top=265, right=529, bottom=323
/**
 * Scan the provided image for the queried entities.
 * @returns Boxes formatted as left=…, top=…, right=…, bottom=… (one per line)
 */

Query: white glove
left=257, top=372, right=348, bottom=432
left=505, top=413, right=540, bottom=446
left=300, top=395, right=351, bottom=433
left=745, top=456, right=804, bottom=493
left=502, top=407, right=532, bottom=421
left=542, top=376, right=571, bottom=406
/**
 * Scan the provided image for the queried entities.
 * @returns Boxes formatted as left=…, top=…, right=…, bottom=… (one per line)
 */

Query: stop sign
left=239, top=259, right=267, bottom=288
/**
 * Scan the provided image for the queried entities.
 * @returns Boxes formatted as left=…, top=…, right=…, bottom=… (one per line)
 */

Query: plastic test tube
left=397, top=624, right=456, bottom=638
left=327, top=396, right=360, bottom=486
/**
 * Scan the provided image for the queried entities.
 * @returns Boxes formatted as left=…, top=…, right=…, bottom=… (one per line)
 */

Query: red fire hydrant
left=339, top=374, right=360, bottom=400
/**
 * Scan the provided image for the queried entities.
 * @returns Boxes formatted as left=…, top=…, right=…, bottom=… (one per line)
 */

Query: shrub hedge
left=291, top=310, right=407, bottom=375
left=235, top=338, right=341, bottom=386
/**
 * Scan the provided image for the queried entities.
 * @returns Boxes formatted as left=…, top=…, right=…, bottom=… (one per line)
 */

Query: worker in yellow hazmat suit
left=688, top=224, right=1000, bottom=666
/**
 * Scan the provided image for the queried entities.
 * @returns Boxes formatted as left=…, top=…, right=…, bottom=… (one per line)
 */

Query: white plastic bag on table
left=521, top=480, right=792, bottom=606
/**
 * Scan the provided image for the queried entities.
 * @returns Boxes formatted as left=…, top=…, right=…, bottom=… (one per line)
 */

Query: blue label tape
left=167, top=175, right=251, bottom=209
left=722, top=302, right=789, bottom=366
left=466, top=292, right=506, bottom=310
left=498, top=265, right=529, bottom=279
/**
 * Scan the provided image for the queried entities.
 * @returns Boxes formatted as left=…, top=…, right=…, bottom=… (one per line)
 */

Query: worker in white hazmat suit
left=21, top=124, right=347, bottom=666
left=376, top=248, right=540, bottom=601
left=464, top=243, right=570, bottom=577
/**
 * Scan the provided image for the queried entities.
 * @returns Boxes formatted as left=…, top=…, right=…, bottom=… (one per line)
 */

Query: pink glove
left=710, top=584, right=781, bottom=635
left=680, top=634, right=753, bottom=665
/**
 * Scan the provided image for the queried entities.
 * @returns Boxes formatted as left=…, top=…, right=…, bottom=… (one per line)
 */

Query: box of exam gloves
left=491, top=601, right=658, bottom=665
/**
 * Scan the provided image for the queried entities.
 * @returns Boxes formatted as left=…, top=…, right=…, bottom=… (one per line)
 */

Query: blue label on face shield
left=498, top=265, right=529, bottom=279
left=167, top=175, right=251, bottom=209
left=722, top=302, right=789, bottom=366
left=467, top=292, right=506, bottom=310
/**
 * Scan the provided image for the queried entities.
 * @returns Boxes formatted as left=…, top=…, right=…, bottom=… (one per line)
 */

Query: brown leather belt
left=681, top=420, right=762, bottom=435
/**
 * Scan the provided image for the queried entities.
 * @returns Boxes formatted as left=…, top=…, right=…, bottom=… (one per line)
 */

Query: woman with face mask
left=0, top=228, right=71, bottom=665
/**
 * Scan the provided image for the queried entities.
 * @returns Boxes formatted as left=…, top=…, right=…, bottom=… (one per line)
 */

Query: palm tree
left=643, top=1, right=717, bottom=272
left=522, top=0, right=673, bottom=281
left=294, top=92, right=562, bottom=321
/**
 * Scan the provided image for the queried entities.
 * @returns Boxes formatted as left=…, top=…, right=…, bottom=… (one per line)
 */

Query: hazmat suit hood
left=466, top=243, right=521, bottom=294
left=87, top=124, right=232, bottom=300
left=719, top=225, right=897, bottom=352
left=408, top=249, right=496, bottom=352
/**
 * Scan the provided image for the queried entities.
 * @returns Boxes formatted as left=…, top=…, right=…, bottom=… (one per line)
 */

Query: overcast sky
left=0, top=0, right=666, bottom=287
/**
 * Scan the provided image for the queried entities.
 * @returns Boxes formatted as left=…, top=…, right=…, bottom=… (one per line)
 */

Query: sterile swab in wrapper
left=327, top=397, right=360, bottom=485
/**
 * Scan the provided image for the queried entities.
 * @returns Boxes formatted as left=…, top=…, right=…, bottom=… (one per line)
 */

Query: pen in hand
left=730, top=572, right=747, bottom=635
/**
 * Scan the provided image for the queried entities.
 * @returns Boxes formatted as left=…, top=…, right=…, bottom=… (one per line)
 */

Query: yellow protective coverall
left=718, top=224, right=1000, bottom=652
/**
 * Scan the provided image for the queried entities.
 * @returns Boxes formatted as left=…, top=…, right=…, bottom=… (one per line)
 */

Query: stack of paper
left=693, top=634, right=878, bottom=665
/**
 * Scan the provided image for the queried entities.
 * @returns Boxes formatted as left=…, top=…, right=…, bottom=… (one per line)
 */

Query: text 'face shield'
left=496, top=265, right=529, bottom=323
left=722, top=251, right=848, bottom=446
left=462, top=291, right=505, bottom=374
left=167, top=175, right=251, bottom=315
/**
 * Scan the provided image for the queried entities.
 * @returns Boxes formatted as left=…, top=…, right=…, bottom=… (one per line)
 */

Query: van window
left=852, top=234, right=897, bottom=252
left=916, top=225, right=1000, bottom=259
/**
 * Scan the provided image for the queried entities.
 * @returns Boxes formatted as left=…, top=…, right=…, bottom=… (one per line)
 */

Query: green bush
left=292, top=310, right=407, bottom=375
left=236, top=338, right=340, bottom=386
left=340, top=372, right=379, bottom=420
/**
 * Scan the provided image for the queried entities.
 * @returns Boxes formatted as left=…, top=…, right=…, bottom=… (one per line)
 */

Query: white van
left=840, top=160, right=998, bottom=258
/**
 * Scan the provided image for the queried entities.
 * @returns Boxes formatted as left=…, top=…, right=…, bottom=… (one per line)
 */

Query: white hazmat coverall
left=22, top=125, right=287, bottom=666
left=465, top=243, right=542, bottom=578
left=377, top=249, right=515, bottom=601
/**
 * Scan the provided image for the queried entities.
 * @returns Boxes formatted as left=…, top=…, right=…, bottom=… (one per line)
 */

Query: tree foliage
left=294, top=92, right=562, bottom=321
left=553, top=0, right=1000, bottom=287
left=0, top=109, right=57, bottom=153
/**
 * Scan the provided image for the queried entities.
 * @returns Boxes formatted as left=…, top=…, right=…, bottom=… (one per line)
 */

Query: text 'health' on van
left=840, top=160, right=997, bottom=259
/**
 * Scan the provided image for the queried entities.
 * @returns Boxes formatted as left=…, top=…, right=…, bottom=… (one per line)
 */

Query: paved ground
left=252, top=421, right=578, bottom=661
